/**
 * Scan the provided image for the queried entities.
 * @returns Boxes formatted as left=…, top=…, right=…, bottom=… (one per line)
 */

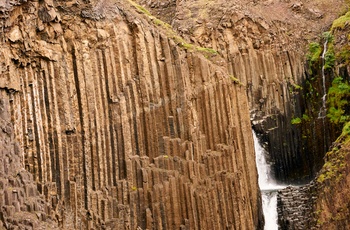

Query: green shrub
left=153, top=18, right=172, bottom=29
left=337, top=45, right=350, bottom=64
left=324, top=44, right=335, bottom=70
left=322, top=31, right=334, bottom=43
left=132, top=2, right=152, bottom=16
left=317, top=174, right=326, bottom=183
left=294, top=84, right=302, bottom=90
left=341, top=121, right=350, bottom=137
left=196, top=47, right=218, bottom=55
left=291, top=117, right=302, bottom=125
left=327, top=77, right=350, bottom=124
left=302, top=114, right=310, bottom=121
left=307, top=42, right=322, bottom=65
left=229, top=75, right=244, bottom=85
left=331, top=11, right=350, bottom=31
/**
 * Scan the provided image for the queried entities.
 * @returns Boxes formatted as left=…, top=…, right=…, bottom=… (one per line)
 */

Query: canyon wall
left=136, top=0, right=348, bottom=183
left=278, top=14, right=350, bottom=229
left=278, top=135, right=350, bottom=230
left=313, top=139, right=350, bottom=229
left=0, top=91, right=59, bottom=229
left=0, top=0, right=263, bottom=229
left=306, top=19, right=350, bottom=230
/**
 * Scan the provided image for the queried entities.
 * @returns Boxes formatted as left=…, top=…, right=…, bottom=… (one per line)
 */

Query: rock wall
left=0, top=0, right=263, bottom=229
left=135, top=0, right=176, bottom=24
left=0, top=91, right=58, bottom=229
left=310, top=19, right=350, bottom=230
left=278, top=139, right=350, bottom=230
left=277, top=183, right=316, bottom=230
left=312, top=141, right=350, bottom=229
left=308, top=23, right=350, bottom=227
left=278, top=15, right=350, bottom=230
left=135, top=0, right=348, bottom=183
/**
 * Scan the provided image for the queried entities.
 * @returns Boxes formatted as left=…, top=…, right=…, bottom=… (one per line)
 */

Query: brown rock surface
left=136, top=0, right=349, bottom=182
left=314, top=142, right=350, bottom=229
left=0, top=91, right=58, bottom=229
left=0, top=0, right=263, bottom=229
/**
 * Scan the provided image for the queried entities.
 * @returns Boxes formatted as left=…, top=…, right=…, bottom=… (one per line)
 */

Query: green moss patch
left=331, top=11, right=350, bottom=31
left=327, top=77, right=350, bottom=124
left=291, top=117, right=302, bottom=125
left=127, top=0, right=218, bottom=56
left=307, top=42, right=322, bottom=65
left=316, top=144, right=348, bottom=184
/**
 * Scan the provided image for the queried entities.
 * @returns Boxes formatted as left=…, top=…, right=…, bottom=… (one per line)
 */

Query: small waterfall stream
left=253, top=131, right=286, bottom=230
left=318, top=38, right=329, bottom=153
left=318, top=39, right=328, bottom=118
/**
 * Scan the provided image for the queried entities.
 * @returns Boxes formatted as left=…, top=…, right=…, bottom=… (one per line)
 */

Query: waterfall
left=318, top=38, right=329, bottom=153
left=318, top=39, right=328, bottom=118
left=253, top=131, right=285, bottom=230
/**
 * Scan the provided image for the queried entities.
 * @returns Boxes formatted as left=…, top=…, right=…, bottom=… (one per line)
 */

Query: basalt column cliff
left=0, top=0, right=263, bottom=229
left=164, top=0, right=344, bottom=183
left=136, top=0, right=347, bottom=183
left=169, top=0, right=347, bottom=183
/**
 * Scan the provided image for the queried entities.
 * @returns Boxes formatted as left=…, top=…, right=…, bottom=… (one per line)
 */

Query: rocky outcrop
left=135, top=0, right=175, bottom=24
left=0, top=0, right=263, bottom=229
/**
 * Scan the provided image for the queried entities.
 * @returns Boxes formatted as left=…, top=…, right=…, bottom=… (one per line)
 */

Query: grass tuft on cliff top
left=331, top=10, right=350, bottom=31
left=127, top=0, right=218, bottom=56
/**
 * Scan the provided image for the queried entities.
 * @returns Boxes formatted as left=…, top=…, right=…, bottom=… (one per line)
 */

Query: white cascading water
left=253, top=131, right=286, bottom=230
left=318, top=38, right=329, bottom=153
left=318, top=39, right=328, bottom=118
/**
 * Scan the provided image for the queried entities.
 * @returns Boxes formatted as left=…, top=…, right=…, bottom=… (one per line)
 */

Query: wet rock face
left=277, top=183, right=316, bottom=230
left=0, top=0, right=263, bottom=229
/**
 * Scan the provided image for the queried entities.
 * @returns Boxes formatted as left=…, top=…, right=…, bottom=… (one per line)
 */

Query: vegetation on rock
left=331, top=10, right=350, bottom=31
left=327, top=76, right=350, bottom=124
left=229, top=75, right=243, bottom=85
left=307, top=42, right=322, bottom=67
left=313, top=8, right=350, bottom=229
left=315, top=129, right=350, bottom=227
left=127, top=0, right=218, bottom=56
left=291, top=117, right=302, bottom=125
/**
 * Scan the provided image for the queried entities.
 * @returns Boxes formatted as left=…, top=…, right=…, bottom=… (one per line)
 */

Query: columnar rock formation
left=135, top=0, right=348, bottom=183
left=277, top=184, right=316, bottom=230
left=0, top=92, right=59, bottom=229
left=304, top=21, right=350, bottom=229
left=278, top=11, right=350, bottom=230
left=0, top=0, right=263, bottom=229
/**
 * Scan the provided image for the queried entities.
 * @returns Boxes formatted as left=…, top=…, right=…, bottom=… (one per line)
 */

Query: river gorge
left=0, top=0, right=350, bottom=229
